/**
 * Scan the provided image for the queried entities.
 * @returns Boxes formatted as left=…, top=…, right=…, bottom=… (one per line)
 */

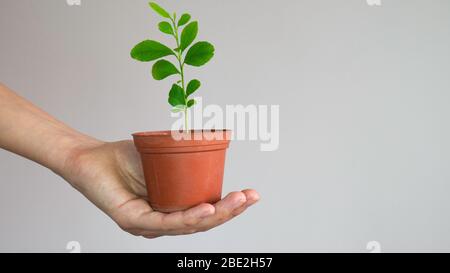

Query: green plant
left=131, top=2, right=215, bottom=131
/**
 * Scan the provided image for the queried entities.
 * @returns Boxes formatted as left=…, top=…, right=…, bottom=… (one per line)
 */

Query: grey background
left=1, top=0, right=450, bottom=252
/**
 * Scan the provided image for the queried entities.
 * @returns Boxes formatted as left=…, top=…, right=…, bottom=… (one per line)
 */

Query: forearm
left=0, top=83, right=102, bottom=176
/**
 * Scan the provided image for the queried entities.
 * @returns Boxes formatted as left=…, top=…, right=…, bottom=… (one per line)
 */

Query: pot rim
left=132, top=129, right=232, bottom=152
left=132, top=129, right=231, bottom=137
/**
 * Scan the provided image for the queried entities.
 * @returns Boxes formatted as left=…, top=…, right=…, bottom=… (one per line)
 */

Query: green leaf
left=178, top=13, right=191, bottom=27
left=152, top=60, right=179, bottom=80
left=168, top=84, right=186, bottom=106
left=186, top=79, right=201, bottom=97
left=158, top=21, right=173, bottom=35
left=187, top=99, right=196, bottom=108
left=149, top=2, right=171, bottom=19
left=180, top=21, right=198, bottom=52
left=184, top=41, right=215, bottom=66
left=171, top=104, right=186, bottom=113
left=130, top=40, right=174, bottom=62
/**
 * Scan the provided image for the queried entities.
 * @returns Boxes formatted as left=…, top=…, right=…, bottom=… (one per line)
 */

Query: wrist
left=53, top=132, right=105, bottom=181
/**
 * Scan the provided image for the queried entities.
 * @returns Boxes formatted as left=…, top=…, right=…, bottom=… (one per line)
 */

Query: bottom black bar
left=0, top=253, right=447, bottom=271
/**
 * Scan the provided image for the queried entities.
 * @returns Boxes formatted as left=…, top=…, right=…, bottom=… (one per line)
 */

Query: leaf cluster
left=131, top=2, right=214, bottom=112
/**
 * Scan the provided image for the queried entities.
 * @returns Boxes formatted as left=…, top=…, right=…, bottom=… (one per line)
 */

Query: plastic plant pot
left=132, top=130, right=231, bottom=212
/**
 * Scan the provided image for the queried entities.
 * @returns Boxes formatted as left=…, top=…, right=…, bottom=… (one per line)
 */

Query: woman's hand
left=63, top=140, right=260, bottom=239
left=0, top=83, right=259, bottom=239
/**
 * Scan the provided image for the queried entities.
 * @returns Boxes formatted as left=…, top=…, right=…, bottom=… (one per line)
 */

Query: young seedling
left=131, top=2, right=215, bottom=131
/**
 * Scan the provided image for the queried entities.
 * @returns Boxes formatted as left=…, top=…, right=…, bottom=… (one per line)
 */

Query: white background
left=1, top=0, right=450, bottom=252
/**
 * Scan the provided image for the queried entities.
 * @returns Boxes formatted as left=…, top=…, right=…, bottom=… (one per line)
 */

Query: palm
left=110, top=140, right=148, bottom=198
left=67, top=140, right=260, bottom=238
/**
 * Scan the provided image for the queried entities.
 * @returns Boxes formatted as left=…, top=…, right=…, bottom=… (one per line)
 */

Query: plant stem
left=171, top=17, right=188, bottom=131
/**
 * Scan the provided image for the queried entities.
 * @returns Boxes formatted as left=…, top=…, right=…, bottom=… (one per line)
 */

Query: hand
left=63, top=140, right=260, bottom=239
left=0, top=84, right=259, bottom=238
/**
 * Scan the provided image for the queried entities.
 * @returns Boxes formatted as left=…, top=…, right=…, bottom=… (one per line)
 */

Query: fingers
left=156, top=203, right=216, bottom=231
left=129, top=202, right=215, bottom=234
left=194, top=190, right=260, bottom=231
left=174, top=203, right=216, bottom=227
left=116, top=189, right=260, bottom=238
left=230, top=189, right=260, bottom=216
left=207, top=191, right=247, bottom=222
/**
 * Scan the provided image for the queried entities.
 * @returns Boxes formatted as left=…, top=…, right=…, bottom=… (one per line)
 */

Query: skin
left=0, top=83, right=260, bottom=238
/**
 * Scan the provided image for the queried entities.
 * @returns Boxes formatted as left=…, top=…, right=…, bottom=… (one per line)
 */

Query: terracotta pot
left=132, top=130, right=231, bottom=213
